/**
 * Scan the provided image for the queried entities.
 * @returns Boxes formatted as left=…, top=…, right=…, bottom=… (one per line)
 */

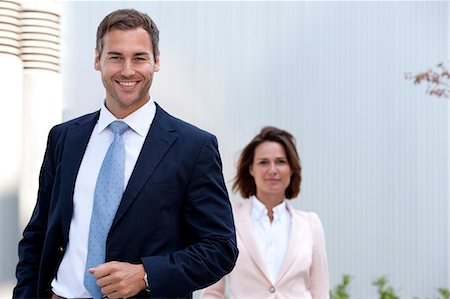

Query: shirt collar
left=96, top=98, right=156, bottom=136
left=251, top=195, right=288, bottom=221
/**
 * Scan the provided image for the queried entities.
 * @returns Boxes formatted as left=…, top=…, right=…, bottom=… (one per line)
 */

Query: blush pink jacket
left=200, top=200, right=329, bottom=299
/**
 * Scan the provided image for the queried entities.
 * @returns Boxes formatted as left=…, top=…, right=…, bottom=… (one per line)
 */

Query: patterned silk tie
left=84, top=120, right=129, bottom=298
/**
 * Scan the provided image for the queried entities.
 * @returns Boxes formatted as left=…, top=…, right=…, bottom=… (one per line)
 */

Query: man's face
left=95, top=27, right=160, bottom=118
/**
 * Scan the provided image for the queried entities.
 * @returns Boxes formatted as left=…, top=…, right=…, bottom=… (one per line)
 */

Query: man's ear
left=154, top=52, right=160, bottom=72
left=94, top=50, right=100, bottom=71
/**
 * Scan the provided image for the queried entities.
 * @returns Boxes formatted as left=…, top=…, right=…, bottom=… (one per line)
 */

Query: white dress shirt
left=51, top=99, right=156, bottom=298
left=251, top=196, right=292, bottom=284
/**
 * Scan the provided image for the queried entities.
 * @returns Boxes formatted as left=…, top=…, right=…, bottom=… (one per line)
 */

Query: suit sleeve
left=14, top=128, right=57, bottom=298
left=141, top=134, right=238, bottom=298
left=199, top=276, right=226, bottom=299
left=309, top=212, right=330, bottom=299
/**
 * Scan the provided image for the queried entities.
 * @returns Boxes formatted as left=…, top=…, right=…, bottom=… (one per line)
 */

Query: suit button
left=269, top=286, right=275, bottom=293
left=58, top=246, right=64, bottom=252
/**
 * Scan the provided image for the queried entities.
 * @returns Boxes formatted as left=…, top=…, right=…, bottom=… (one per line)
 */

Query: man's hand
left=88, top=261, right=146, bottom=299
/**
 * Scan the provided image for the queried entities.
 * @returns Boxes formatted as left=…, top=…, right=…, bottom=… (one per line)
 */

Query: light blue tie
left=84, top=120, right=129, bottom=299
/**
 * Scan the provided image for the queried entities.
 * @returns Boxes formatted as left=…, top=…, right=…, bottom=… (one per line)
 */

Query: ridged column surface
left=19, top=2, right=62, bottom=231
left=0, top=0, right=23, bottom=286
left=0, top=0, right=21, bottom=56
left=20, top=3, right=60, bottom=72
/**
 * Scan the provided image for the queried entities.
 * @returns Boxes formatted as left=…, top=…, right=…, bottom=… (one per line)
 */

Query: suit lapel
left=275, top=203, right=302, bottom=284
left=60, top=111, right=99, bottom=239
left=111, top=104, right=178, bottom=227
left=235, top=200, right=272, bottom=283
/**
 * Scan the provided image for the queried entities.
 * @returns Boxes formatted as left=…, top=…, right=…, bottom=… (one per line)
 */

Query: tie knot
left=109, top=120, right=129, bottom=136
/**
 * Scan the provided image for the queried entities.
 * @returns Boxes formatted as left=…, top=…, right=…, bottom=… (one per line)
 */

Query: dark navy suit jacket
left=14, top=103, right=238, bottom=298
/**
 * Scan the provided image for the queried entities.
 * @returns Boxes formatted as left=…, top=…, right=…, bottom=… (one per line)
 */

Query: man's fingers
left=87, top=261, right=145, bottom=298
left=90, top=261, right=119, bottom=278
left=102, top=285, right=131, bottom=299
left=96, top=274, right=114, bottom=288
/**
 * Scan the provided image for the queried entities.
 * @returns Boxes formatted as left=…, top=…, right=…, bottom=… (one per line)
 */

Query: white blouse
left=250, top=196, right=292, bottom=283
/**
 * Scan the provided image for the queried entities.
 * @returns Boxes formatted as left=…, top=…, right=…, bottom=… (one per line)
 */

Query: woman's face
left=250, top=141, right=292, bottom=201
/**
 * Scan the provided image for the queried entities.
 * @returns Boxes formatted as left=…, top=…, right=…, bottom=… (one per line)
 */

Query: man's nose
left=121, top=60, right=135, bottom=77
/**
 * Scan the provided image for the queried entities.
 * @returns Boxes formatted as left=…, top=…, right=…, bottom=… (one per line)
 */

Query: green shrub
left=371, top=276, right=399, bottom=299
left=330, top=274, right=448, bottom=299
left=438, top=288, right=450, bottom=299
left=330, top=274, right=351, bottom=299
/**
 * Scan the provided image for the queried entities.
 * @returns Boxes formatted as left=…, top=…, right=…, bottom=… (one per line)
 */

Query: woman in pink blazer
left=201, top=126, right=329, bottom=299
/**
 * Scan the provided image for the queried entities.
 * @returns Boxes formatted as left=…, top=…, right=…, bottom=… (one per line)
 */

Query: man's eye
left=135, top=57, right=147, bottom=62
left=109, top=56, right=121, bottom=61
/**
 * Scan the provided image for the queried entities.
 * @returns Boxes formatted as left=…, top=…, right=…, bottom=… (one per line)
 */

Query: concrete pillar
left=19, top=1, right=62, bottom=232
left=0, top=0, right=23, bottom=285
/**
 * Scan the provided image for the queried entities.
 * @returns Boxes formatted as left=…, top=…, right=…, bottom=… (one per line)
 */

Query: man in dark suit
left=14, top=8, right=238, bottom=299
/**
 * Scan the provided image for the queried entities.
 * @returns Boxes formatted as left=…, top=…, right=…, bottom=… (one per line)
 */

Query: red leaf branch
left=405, top=61, right=450, bottom=98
